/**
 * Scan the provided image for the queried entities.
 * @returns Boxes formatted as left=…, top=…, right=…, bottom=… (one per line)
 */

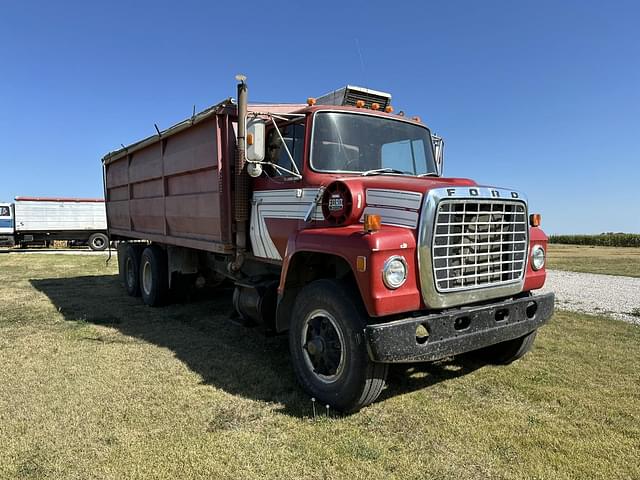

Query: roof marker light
left=355, top=100, right=365, bottom=108
left=371, top=102, right=380, bottom=110
left=307, top=97, right=316, bottom=106
left=384, top=105, right=394, bottom=113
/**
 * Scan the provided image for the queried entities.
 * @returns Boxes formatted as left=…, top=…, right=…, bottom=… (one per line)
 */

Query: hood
left=335, top=175, right=478, bottom=195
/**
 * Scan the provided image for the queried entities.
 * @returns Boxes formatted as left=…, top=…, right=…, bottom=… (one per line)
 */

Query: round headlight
left=531, top=245, right=545, bottom=271
left=383, top=256, right=408, bottom=289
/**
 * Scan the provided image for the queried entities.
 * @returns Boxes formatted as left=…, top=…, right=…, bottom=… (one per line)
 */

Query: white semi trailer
left=0, top=197, right=108, bottom=251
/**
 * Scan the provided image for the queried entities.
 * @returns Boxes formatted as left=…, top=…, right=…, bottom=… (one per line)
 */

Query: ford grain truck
left=102, top=77, right=554, bottom=412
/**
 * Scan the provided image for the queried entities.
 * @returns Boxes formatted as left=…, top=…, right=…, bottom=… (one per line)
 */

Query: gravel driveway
left=541, top=270, right=640, bottom=325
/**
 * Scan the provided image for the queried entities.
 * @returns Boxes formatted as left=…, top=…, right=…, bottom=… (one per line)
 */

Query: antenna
left=355, top=38, right=367, bottom=83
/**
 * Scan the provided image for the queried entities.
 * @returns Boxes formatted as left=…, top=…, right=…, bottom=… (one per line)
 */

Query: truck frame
left=102, top=78, right=554, bottom=412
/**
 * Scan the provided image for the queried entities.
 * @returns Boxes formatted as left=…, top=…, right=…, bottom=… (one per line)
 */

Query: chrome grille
left=432, top=200, right=528, bottom=292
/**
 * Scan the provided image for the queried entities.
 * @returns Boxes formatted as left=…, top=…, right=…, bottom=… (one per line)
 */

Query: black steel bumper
left=366, top=292, right=555, bottom=363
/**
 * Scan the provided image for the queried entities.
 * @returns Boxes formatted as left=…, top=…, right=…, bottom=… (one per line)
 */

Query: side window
left=0, top=206, right=9, bottom=217
left=265, top=122, right=305, bottom=176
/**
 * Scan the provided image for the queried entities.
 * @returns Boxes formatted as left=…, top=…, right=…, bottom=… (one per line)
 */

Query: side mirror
left=432, top=134, right=444, bottom=176
left=246, top=118, right=266, bottom=162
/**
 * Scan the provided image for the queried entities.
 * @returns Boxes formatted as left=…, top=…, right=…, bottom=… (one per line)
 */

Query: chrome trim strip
left=417, top=187, right=529, bottom=309
left=366, top=189, right=423, bottom=210
left=361, top=206, right=419, bottom=228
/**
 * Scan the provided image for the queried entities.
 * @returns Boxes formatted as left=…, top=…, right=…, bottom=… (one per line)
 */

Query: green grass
left=547, top=244, right=640, bottom=277
left=0, top=254, right=639, bottom=479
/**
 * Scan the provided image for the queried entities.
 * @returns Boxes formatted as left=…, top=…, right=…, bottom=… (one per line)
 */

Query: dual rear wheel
left=121, top=244, right=168, bottom=306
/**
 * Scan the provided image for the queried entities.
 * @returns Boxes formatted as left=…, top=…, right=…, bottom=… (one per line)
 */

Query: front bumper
left=366, top=292, right=554, bottom=363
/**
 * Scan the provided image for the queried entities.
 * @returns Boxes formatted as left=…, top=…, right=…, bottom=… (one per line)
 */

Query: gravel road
left=541, top=270, right=640, bottom=325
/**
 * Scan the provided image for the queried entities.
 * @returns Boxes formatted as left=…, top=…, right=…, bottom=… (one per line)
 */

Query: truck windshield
left=311, top=112, right=437, bottom=176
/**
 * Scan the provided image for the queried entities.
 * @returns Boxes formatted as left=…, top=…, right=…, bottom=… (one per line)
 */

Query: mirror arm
left=248, top=160, right=302, bottom=180
left=269, top=117, right=301, bottom=177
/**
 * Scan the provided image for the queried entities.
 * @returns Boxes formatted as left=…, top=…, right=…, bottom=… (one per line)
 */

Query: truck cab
left=0, top=203, right=15, bottom=247
left=241, top=89, right=553, bottom=410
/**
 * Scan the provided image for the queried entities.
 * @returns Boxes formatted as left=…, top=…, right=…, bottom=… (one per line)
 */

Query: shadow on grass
left=31, top=274, right=483, bottom=417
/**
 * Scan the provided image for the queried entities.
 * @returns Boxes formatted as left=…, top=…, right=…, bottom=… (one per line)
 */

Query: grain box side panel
left=162, top=119, right=226, bottom=243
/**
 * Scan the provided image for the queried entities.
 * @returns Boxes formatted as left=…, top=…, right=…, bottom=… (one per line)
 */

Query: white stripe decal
left=250, top=188, right=323, bottom=260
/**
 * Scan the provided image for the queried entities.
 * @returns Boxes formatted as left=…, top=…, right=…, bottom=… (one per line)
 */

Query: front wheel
left=289, top=279, right=388, bottom=413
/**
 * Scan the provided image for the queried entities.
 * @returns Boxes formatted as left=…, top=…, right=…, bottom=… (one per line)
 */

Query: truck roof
left=15, top=197, right=105, bottom=203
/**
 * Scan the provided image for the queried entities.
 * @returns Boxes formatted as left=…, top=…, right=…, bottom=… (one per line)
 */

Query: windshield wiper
left=417, top=172, right=439, bottom=177
left=361, top=168, right=408, bottom=176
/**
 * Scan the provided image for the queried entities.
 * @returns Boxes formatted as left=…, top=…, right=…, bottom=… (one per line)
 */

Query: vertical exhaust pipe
left=232, top=74, right=249, bottom=271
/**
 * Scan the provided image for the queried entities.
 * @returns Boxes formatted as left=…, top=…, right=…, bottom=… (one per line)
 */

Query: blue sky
left=1, top=1, right=638, bottom=234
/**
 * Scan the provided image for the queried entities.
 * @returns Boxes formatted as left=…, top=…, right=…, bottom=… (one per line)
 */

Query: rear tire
left=88, top=232, right=109, bottom=251
left=473, top=330, right=538, bottom=365
left=289, top=279, right=388, bottom=413
left=140, top=245, right=168, bottom=307
left=122, top=244, right=143, bottom=297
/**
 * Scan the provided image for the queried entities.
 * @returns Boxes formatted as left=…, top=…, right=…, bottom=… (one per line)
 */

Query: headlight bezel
left=382, top=255, right=408, bottom=289
left=531, top=244, right=545, bottom=271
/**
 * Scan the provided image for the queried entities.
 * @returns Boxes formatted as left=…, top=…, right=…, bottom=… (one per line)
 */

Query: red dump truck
left=102, top=78, right=554, bottom=412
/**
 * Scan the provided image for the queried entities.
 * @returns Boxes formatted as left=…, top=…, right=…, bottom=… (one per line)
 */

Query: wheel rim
left=301, top=309, right=345, bottom=384
left=142, top=260, right=152, bottom=296
left=92, top=237, right=105, bottom=248
left=126, top=257, right=135, bottom=288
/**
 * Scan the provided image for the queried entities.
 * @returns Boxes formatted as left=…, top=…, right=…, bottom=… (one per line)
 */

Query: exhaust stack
left=232, top=74, right=249, bottom=271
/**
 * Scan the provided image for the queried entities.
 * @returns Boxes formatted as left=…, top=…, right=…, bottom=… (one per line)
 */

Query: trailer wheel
left=472, top=330, right=538, bottom=365
left=140, top=245, right=168, bottom=307
left=289, top=279, right=388, bottom=413
left=88, top=233, right=109, bottom=251
left=122, top=244, right=143, bottom=297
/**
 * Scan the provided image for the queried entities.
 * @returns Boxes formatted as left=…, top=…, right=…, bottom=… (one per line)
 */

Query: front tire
left=289, top=279, right=388, bottom=413
left=140, top=245, right=168, bottom=307
left=473, top=330, right=538, bottom=365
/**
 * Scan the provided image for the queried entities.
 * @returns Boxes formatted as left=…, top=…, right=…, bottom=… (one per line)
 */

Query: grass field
left=0, top=254, right=638, bottom=479
left=547, top=244, right=640, bottom=277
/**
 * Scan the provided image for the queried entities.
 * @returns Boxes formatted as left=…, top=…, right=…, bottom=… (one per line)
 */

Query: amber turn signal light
left=364, top=214, right=381, bottom=233
left=529, top=213, right=541, bottom=227
left=355, top=100, right=365, bottom=108
left=247, top=133, right=254, bottom=146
